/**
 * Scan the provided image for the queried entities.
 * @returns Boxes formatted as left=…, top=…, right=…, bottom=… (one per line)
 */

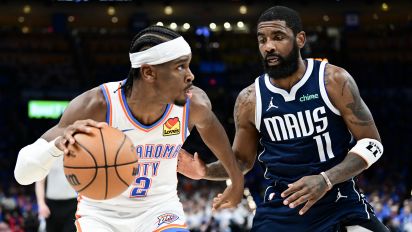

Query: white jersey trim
left=255, top=78, right=262, bottom=132
left=263, top=59, right=314, bottom=102
left=319, top=61, right=341, bottom=116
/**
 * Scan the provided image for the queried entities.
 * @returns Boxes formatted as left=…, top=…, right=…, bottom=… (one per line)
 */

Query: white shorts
left=75, top=197, right=188, bottom=232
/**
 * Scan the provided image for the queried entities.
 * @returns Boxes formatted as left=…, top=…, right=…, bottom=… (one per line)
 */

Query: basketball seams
left=64, top=160, right=138, bottom=169
left=99, top=128, right=109, bottom=200
left=64, top=126, right=137, bottom=200
left=69, top=140, right=99, bottom=193
left=114, top=134, right=133, bottom=187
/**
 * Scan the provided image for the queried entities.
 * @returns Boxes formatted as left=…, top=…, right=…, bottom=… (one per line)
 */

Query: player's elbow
left=14, top=149, right=47, bottom=185
left=239, top=159, right=254, bottom=174
left=14, top=168, right=33, bottom=185
left=14, top=162, right=48, bottom=185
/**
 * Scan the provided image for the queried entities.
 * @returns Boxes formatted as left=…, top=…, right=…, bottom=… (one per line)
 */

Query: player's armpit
left=324, top=64, right=380, bottom=141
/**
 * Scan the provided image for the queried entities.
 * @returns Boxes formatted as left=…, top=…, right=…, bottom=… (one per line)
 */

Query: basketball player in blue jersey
left=14, top=25, right=244, bottom=232
left=178, top=6, right=389, bottom=232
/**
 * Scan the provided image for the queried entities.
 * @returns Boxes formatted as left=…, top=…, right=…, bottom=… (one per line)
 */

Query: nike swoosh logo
left=121, top=128, right=135, bottom=132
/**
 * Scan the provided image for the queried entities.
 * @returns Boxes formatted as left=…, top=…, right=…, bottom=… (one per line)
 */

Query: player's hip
left=254, top=181, right=374, bottom=231
left=75, top=198, right=187, bottom=232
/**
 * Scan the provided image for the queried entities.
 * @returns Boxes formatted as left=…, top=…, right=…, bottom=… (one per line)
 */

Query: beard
left=174, top=98, right=186, bottom=106
left=262, top=42, right=300, bottom=80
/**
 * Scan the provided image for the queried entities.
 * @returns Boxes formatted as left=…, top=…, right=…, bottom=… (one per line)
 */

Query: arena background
left=0, top=0, right=411, bottom=231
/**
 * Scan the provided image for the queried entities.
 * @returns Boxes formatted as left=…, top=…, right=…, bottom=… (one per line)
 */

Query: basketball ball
left=63, top=125, right=137, bottom=200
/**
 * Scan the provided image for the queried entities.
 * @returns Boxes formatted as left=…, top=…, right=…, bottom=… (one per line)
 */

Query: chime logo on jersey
left=163, top=117, right=180, bottom=136
left=157, top=213, right=179, bottom=226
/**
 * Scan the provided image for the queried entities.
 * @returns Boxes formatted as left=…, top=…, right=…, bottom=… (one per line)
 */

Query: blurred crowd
left=0, top=8, right=411, bottom=231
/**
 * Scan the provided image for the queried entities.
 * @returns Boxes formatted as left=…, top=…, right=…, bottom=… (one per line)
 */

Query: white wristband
left=320, top=172, right=333, bottom=190
left=14, top=137, right=64, bottom=185
left=349, top=138, right=383, bottom=168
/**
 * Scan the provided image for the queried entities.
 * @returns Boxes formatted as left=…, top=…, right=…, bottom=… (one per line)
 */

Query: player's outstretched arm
left=178, top=84, right=259, bottom=180
left=187, top=86, right=244, bottom=210
left=281, top=64, right=382, bottom=215
left=14, top=87, right=107, bottom=185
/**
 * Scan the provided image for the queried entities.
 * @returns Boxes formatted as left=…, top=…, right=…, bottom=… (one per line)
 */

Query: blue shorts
left=252, top=180, right=386, bottom=232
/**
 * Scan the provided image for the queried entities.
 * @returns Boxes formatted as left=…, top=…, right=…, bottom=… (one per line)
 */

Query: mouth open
left=266, top=55, right=280, bottom=65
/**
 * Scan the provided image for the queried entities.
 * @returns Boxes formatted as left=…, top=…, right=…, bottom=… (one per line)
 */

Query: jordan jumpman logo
left=335, top=188, right=348, bottom=202
left=266, top=97, right=278, bottom=111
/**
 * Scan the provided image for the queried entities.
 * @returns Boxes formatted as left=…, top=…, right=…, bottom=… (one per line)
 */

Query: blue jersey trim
left=120, top=84, right=170, bottom=130
left=100, top=84, right=111, bottom=124
left=184, top=98, right=190, bottom=140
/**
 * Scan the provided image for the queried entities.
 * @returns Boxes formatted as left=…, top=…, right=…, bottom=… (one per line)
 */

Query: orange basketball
left=63, top=125, right=137, bottom=200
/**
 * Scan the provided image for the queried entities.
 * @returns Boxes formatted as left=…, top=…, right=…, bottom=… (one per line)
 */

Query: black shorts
left=252, top=181, right=389, bottom=232
left=45, top=198, right=77, bottom=232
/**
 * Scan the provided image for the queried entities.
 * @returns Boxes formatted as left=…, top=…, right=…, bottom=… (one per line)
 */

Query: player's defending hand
left=212, top=181, right=243, bottom=211
left=177, top=149, right=206, bottom=180
left=280, top=175, right=329, bottom=215
left=57, top=119, right=107, bottom=155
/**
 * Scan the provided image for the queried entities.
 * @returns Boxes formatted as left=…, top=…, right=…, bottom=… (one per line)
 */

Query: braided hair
left=258, top=6, right=302, bottom=36
left=123, top=25, right=181, bottom=95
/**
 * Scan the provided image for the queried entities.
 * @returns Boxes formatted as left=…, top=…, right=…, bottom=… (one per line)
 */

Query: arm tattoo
left=327, top=153, right=367, bottom=185
left=234, top=86, right=254, bottom=130
left=344, top=79, right=374, bottom=126
left=205, top=160, right=249, bottom=180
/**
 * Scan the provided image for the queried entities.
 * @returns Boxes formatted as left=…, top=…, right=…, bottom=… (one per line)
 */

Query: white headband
left=129, top=36, right=191, bottom=68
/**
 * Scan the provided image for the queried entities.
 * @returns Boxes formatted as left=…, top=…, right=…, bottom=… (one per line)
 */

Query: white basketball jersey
left=81, top=80, right=190, bottom=209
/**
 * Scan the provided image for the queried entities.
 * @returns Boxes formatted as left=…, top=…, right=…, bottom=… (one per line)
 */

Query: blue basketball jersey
left=255, top=59, right=352, bottom=184
left=252, top=59, right=379, bottom=231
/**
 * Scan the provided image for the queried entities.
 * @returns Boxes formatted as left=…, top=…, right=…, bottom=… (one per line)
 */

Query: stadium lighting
left=223, top=22, right=231, bottom=30
left=209, top=23, right=217, bottom=30
left=237, top=21, right=244, bottom=28
left=23, top=5, right=31, bottom=14
left=381, top=2, right=389, bottom=11
left=323, top=15, right=330, bottom=22
left=18, top=16, right=25, bottom=23
left=239, top=5, right=247, bottom=14
left=156, top=22, right=164, bottom=26
left=170, top=22, right=177, bottom=30
left=164, top=6, right=173, bottom=15
left=22, top=26, right=29, bottom=34
left=183, top=23, right=190, bottom=30
left=111, top=17, right=118, bottom=24
left=107, top=6, right=116, bottom=16
left=67, top=16, right=75, bottom=23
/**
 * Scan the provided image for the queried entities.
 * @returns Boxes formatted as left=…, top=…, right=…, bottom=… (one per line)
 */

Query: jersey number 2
left=314, top=132, right=335, bottom=162
left=130, top=177, right=152, bottom=197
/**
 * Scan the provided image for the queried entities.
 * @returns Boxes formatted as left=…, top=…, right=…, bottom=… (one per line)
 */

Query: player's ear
left=140, top=64, right=156, bottom=82
left=296, top=31, right=306, bottom=49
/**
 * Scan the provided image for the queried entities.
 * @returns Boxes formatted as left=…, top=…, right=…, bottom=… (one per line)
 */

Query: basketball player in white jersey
left=14, top=25, right=244, bottom=232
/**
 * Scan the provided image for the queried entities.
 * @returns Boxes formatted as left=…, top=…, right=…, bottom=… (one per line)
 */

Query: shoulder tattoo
left=343, top=77, right=373, bottom=126
left=234, top=85, right=255, bottom=129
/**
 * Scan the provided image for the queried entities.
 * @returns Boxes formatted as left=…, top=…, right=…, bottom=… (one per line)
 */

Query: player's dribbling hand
left=280, top=175, right=329, bottom=215
left=56, top=119, right=107, bottom=155
left=177, top=149, right=206, bottom=180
